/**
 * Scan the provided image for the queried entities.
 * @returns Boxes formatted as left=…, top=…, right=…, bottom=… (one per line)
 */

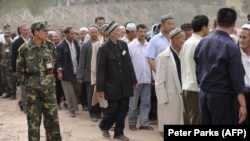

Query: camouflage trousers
left=1, top=69, right=16, bottom=96
left=27, top=85, right=62, bottom=141
left=0, top=69, right=3, bottom=95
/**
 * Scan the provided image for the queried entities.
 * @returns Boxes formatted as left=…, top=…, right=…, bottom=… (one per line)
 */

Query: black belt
left=26, top=72, right=47, bottom=77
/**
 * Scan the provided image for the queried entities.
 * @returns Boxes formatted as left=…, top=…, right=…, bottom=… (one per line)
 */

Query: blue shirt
left=145, top=32, right=170, bottom=60
left=194, top=30, right=248, bottom=95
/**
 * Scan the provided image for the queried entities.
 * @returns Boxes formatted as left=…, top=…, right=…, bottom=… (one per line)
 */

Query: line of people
left=1, top=7, right=250, bottom=141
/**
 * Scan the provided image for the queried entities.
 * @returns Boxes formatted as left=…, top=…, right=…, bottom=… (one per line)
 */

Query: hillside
left=0, top=0, right=247, bottom=32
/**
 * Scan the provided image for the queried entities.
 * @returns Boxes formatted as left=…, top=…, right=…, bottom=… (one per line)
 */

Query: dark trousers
left=85, top=82, right=101, bottom=117
left=244, top=92, right=250, bottom=124
left=199, top=90, right=238, bottom=124
left=149, top=84, right=157, bottom=120
left=55, top=79, right=65, bottom=105
left=54, top=72, right=65, bottom=105
left=80, top=82, right=88, bottom=108
left=99, top=98, right=129, bottom=136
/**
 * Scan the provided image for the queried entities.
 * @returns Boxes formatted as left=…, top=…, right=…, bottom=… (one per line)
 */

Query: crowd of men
left=0, top=7, right=250, bottom=141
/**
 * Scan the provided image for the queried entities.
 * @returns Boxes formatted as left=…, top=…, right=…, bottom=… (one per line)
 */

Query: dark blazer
left=76, top=40, right=92, bottom=82
left=11, top=36, right=25, bottom=72
left=55, top=39, right=80, bottom=81
left=96, top=39, right=137, bottom=100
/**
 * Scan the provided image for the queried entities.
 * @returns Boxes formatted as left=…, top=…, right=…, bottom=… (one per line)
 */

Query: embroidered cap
left=89, top=24, right=100, bottom=30
left=100, top=22, right=109, bottom=30
left=169, top=28, right=183, bottom=39
left=106, top=21, right=119, bottom=34
left=181, top=23, right=192, bottom=30
left=160, top=14, right=173, bottom=23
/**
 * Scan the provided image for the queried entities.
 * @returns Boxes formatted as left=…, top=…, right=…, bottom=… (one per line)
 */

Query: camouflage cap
left=3, top=23, right=11, bottom=28
left=4, top=31, right=11, bottom=36
left=30, top=20, right=50, bottom=30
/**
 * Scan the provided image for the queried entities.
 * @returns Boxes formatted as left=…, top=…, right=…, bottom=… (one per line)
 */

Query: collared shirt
left=65, top=39, right=77, bottom=74
left=121, top=35, right=133, bottom=44
left=128, top=39, right=151, bottom=84
left=0, top=33, right=5, bottom=44
left=194, top=30, right=247, bottom=95
left=146, top=32, right=170, bottom=79
left=145, top=32, right=170, bottom=60
left=180, top=33, right=202, bottom=92
left=21, top=35, right=30, bottom=43
left=241, top=49, right=250, bottom=88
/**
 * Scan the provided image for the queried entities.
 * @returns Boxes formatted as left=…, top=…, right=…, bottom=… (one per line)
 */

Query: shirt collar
left=21, top=35, right=30, bottom=42
left=241, top=48, right=248, bottom=57
left=170, top=45, right=180, bottom=57
left=65, top=38, right=72, bottom=44
left=135, top=38, right=148, bottom=46
left=191, top=33, right=203, bottom=39
left=28, top=38, right=47, bottom=49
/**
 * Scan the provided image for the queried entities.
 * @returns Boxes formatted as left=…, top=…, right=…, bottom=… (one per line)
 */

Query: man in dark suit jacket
left=96, top=21, right=137, bottom=141
left=55, top=26, right=80, bottom=117
left=11, top=24, right=30, bottom=113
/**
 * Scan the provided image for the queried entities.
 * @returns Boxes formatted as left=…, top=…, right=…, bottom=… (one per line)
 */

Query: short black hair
left=216, top=7, right=237, bottom=28
left=63, top=26, right=74, bottom=34
left=17, top=26, right=21, bottom=35
left=247, top=14, right=250, bottom=21
left=95, top=16, right=105, bottom=23
left=136, top=24, right=147, bottom=31
left=192, top=15, right=209, bottom=32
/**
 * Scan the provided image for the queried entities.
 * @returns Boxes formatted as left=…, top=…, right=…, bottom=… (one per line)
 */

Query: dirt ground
left=0, top=87, right=163, bottom=141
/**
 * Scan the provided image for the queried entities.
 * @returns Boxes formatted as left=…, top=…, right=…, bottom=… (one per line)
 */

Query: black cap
left=180, top=23, right=192, bottom=30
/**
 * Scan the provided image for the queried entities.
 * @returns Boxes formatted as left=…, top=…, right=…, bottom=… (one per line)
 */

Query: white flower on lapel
left=122, top=50, right=126, bottom=56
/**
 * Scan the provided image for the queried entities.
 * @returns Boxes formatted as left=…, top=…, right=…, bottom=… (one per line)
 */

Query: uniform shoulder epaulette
left=18, top=42, right=28, bottom=52
left=45, top=40, right=55, bottom=49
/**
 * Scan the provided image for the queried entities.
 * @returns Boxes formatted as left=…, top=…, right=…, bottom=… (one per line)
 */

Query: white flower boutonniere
left=122, top=50, right=126, bottom=56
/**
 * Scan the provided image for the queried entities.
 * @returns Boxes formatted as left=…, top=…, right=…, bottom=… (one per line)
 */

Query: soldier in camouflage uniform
left=1, top=31, right=16, bottom=99
left=16, top=20, right=62, bottom=141
left=0, top=42, right=3, bottom=96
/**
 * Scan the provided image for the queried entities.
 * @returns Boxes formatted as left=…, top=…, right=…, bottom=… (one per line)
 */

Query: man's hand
left=133, top=84, right=138, bottom=89
left=58, top=71, right=63, bottom=81
left=13, top=72, right=17, bottom=77
left=238, top=105, right=247, bottom=124
left=96, top=92, right=104, bottom=98
left=77, top=78, right=83, bottom=83
left=237, top=93, right=247, bottom=124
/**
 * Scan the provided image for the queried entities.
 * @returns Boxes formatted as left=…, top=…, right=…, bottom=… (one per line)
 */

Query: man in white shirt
left=128, top=24, right=153, bottom=131
left=239, top=23, right=250, bottom=124
left=180, top=15, right=210, bottom=124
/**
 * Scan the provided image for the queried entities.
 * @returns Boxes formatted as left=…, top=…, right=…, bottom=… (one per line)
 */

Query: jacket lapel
left=166, top=47, right=182, bottom=94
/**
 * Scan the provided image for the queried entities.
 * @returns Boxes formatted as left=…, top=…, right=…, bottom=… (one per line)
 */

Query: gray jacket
left=77, top=40, right=92, bottom=82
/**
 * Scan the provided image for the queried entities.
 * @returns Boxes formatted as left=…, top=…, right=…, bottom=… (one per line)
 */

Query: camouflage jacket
left=16, top=39, right=55, bottom=88
left=0, top=41, right=13, bottom=69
